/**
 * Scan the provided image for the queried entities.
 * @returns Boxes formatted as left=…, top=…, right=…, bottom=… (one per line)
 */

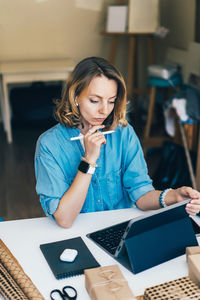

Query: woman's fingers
left=175, top=187, right=200, bottom=216
left=86, top=129, right=106, bottom=143
left=186, top=207, right=199, bottom=215
left=86, top=125, right=105, bottom=136
left=186, top=201, right=200, bottom=214
left=84, top=128, right=106, bottom=163
left=87, top=131, right=106, bottom=145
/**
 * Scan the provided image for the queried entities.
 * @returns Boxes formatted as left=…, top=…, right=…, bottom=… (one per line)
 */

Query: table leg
left=196, top=127, right=200, bottom=190
left=2, top=78, right=12, bottom=143
left=109, top=36, right=118, bottom=65
left=127, top=36, right=136, bottom=98
left=0, top=76, right=6, bottom=131
left=144, top=86, right=156, bottom=139
left=148, top=36, right=154, bottom=65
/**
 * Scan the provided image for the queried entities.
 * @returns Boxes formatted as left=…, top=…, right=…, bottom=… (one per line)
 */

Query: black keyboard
left=88, top=220, right=129, bottom=255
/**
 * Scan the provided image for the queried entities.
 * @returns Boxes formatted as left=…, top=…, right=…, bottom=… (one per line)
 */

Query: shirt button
left=93, top=180, right=97, bottom=184
left=97, top=199, right=100, bottom=203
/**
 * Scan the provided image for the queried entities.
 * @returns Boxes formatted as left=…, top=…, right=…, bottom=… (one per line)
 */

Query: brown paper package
left=186, top=246, right=200, bottom=261
left=0, top=239, right=44, bottom=299
left=188, top=253, right=200, bottom=287
left=186, top=246, right=200, bottom=287
left=84, top=264, right=136, bottom=300
left=143, top=276, right=200, bottom=299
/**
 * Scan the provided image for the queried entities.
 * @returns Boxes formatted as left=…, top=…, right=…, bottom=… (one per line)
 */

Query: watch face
left=79, top=160, right=89, bottom=173
left=78, top=161, right=95, bottom=174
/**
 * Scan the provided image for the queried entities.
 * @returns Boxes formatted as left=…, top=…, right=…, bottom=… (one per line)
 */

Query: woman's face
left=77, top=75, right=117, bottom=131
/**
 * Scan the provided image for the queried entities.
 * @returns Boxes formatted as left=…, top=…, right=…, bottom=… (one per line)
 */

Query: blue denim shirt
left=35, top=123, right=154, bottom=218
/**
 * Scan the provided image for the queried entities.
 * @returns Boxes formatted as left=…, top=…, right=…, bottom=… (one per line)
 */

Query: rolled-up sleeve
left=122, top=127, right=154, bottom=204
left=35, top=140, right=70, bottom=218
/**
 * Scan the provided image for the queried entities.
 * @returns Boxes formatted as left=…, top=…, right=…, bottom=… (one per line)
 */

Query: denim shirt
left=35, top=123, right=154, bottom=218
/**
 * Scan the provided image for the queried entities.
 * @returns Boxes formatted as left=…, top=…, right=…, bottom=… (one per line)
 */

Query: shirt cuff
left=40, top=195, right=60, bottom=219
left=130, top=184, right=155, bottom=204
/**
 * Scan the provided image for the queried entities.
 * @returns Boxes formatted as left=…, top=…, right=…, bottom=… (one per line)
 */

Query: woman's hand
left=175, top=186, right=200, bottom=215
left=84, top=125, right=106, bottom=164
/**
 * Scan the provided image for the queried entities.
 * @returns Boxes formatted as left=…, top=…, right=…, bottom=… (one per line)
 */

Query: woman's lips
left=94, top=118, right=105, bottom=122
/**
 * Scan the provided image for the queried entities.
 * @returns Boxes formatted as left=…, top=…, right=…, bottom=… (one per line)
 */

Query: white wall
left=0, top=0, right=114, bottom=63
left=0, top=0, right=196, bottom=89
left=137, top=0, right=196, bottom=88
left=155, top=0, right=196, bottom=63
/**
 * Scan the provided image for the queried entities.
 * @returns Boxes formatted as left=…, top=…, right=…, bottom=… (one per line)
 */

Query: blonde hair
left=55, top=57, right=128, bottom=130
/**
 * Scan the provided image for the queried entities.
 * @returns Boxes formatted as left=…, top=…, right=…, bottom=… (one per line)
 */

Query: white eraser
left=60, top=249, right=78, bottom=262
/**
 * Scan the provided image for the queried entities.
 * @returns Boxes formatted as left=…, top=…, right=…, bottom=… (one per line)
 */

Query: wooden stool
left=143, top=75, right=183, bottom=152
left=183, top=122, right=198, bottom=151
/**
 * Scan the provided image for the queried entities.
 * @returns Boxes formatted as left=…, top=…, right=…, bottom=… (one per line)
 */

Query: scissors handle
left=50, top=289, right=64, bottom=300
left=63, top=286, right=77, bottom=299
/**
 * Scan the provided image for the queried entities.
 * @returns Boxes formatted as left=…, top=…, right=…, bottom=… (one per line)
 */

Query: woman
left=35, top=57, right=200, bottom=228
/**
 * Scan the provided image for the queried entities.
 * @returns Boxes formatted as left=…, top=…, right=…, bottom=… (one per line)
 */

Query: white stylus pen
left=70, top=130, right=115, bottom=141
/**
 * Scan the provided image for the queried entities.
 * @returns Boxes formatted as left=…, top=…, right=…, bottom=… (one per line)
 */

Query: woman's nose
left=99, top=102, right=109, bottom=114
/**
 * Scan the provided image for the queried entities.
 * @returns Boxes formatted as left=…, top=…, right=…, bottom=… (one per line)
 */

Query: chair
left=143, top=73, right=183, bottom=153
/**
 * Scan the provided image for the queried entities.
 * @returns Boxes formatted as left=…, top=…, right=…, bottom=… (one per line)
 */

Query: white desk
left=0, top=209, right=200, bottom=300
left=0, top=58, right=75, bottom=143
left=0, top=208, right=199, bottom=299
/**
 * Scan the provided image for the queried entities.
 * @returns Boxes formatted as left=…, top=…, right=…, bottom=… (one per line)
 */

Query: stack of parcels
left=0, top=239, right=44, bottom=300
left=143, top=245, right=200, bottom=299
left=187, top=245, right=200, bottom=287
left=143, top=276, right=200, bottom=299
left=84, top=264, right=136, bottom=300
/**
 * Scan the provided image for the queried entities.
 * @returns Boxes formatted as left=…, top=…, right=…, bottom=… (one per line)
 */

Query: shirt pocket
left=106, top=168, right=124, bottom=207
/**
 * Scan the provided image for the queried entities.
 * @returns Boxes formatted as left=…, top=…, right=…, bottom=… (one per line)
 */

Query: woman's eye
left=90, top=99, right=99, bottom=103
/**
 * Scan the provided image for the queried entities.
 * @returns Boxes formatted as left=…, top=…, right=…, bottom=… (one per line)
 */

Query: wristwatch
left=78, top=160, right=96, bottom=175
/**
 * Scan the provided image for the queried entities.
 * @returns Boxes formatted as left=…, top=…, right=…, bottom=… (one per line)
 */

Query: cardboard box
left=188, top=254, right=200, bottom=287
left=128, top=0, right=159, bottom=33
left=143, top=276, right=200, bottom=299
left=106, top=5, right=128, bottom=33
left=186, top=246, right=200, bottom=261
left=84, top=264, right=136, bottom=300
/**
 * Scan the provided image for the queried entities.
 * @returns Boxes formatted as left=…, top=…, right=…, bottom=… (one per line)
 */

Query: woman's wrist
left=159, top=188, right=175, bottom=208
left=81, top=156, right=98, bottom=167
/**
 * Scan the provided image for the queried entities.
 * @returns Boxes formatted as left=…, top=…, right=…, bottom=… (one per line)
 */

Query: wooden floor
left=0, top=124, right=45, bottom=220
left=0, top=120, right=159, bottom=221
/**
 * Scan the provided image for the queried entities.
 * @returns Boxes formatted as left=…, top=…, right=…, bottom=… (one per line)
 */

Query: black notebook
left=40, top=237, right=100, bottom=279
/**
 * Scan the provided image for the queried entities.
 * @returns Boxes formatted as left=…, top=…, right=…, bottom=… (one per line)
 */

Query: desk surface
left=0, top=208, right=199, bottom=299
left=101, top=31, right=154, bottom=36
left=0, top=58, right=75, bottom=74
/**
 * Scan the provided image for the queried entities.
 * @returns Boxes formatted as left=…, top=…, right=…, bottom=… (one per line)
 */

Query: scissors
left=50, top=285, right=77, bottom=299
